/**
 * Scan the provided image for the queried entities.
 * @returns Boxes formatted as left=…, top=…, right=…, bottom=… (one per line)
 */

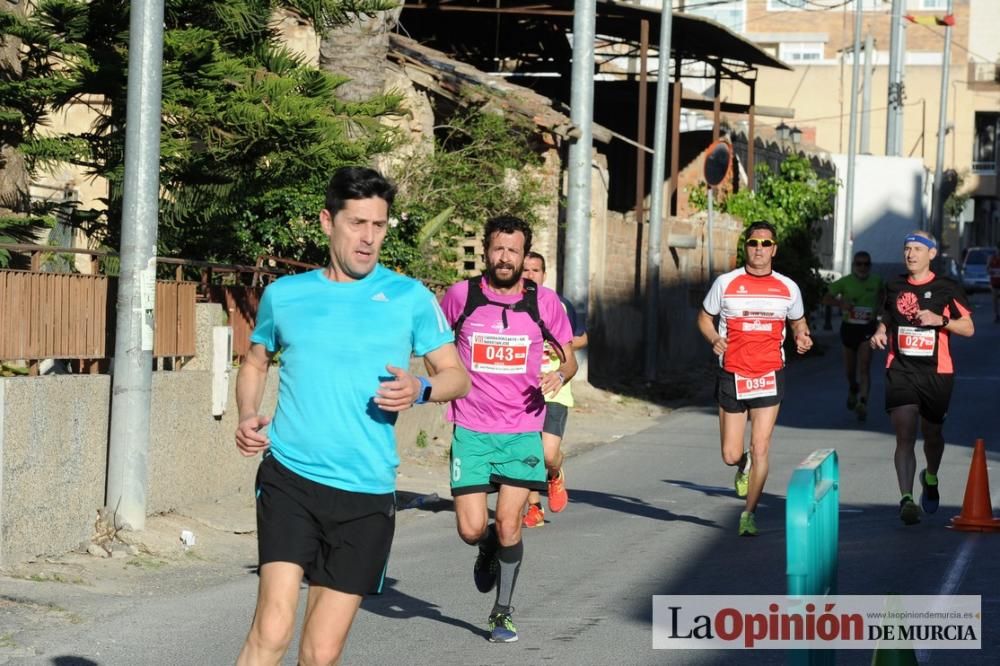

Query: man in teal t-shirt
left=823, top=250, right=884, bottom=421
left=233, top=167, right=469, bottom=666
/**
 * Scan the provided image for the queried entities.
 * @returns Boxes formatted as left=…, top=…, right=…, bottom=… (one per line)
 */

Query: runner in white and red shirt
left=697, top=221, right=812, bottom=537
left=870, top=230, right=975, bottom=525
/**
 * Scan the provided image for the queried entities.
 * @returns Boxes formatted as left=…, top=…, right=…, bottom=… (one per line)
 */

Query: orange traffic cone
left=950, top=438, right=1000, bottom=532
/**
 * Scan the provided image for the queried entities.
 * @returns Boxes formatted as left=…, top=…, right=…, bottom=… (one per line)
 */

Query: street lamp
left=776, top=121, right=791, bottom=143
left=790, top=126, right=803, bottom=147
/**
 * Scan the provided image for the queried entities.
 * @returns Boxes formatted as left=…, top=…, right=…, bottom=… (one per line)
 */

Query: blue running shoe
left=488, top=611, right=518, bottom=643
left=919, top=469, right=939, bottom=514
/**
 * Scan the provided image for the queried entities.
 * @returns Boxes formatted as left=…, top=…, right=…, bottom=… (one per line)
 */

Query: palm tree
left=318, top=4, right=401, bottom=104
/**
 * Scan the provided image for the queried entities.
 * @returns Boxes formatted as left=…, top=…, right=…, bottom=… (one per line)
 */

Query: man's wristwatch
left=414, top=376, right=433, bottom=405
left=940, top=315, right=949, bottom=328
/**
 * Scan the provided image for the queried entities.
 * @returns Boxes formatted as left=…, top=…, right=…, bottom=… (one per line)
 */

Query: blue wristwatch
left=414, top=376, right=433, bottom=405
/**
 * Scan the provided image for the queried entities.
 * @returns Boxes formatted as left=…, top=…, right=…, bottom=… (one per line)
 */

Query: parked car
left=960, top=246, right=998, bottom=292
left=932, top=254, right=962, bottom=284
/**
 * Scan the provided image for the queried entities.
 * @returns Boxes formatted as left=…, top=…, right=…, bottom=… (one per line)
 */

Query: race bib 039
left=897, top=326, right=935, bottom=357
left=734, top=371, right=778, bottom=400
left=470, top=332, right=530, bottom=374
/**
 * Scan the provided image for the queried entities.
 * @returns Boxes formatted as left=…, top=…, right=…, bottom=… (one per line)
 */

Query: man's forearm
left=558, top=346, right=578, bottom=383
left=697, top=312, right=720, bottom=345
left=236, top=363, right=268, bottom=420
left=427, top=366, right=470, bottom=402
left=947, top=317, right=975, bottom=337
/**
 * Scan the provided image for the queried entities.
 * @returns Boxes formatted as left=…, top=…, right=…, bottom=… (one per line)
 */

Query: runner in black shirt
left=871, top=230, right=974, bottom=525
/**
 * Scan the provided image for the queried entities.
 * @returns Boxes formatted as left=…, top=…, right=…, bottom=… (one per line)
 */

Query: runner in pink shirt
left=440, top=215, right=576, bottom=643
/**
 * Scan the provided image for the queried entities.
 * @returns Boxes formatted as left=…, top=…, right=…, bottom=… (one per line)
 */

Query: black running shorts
left=840, top=322, right=878, bottom=350
left=255, top=454, right=395, bottom=595
left=716, top=367, right=786, bottom=414
left=542, top=402, right=569, bottom=438
left=885, top=369, right=954, bottom=424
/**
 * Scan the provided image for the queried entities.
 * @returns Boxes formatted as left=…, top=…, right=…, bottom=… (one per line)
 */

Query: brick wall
left=745, top=0, right=969, bottom=62
left=588, top=201, right=743, bottom=381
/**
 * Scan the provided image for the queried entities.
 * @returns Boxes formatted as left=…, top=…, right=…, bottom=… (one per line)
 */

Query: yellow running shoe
left=738, top=511, right=758, bottom=536
left=734, top=468, right=750, bottom=498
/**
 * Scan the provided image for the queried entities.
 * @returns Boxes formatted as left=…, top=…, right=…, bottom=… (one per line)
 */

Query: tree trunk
left=0, top=0, right=31, bottom=218
left=318, top=7, right=402, bottom=103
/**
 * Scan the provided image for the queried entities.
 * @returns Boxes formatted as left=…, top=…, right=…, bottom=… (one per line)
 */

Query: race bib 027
left=734, top=371, right=778, bottom=400
left=897, top=326, right=935, bottom=357
left=470, top=332, right=530, bottom=374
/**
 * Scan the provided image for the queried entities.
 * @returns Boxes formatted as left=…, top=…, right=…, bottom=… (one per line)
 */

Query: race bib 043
left=897, top=326, right=935, bottom=357
left=847, top=306, right=874, bottom=325
left=734, top=371, right=778, bottom=400
left=470, top=332, right=530, bottom=374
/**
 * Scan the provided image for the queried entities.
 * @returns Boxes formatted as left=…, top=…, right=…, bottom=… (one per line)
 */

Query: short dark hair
left=744, top=220, right=777, bottom=241
left=325, top=166, right=397, bottom=216
left=483, top=215, right=532, bottom=254
left=853, top=251, right=871, bottom=262
left=525, top=251, right=546, bottom=272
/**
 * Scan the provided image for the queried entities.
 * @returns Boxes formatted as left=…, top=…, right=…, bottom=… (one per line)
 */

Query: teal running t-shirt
left=250, top=265, right=453, bottom=493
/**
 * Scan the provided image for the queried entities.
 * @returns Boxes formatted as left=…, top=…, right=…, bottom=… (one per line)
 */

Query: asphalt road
left=5, top=293, right=1000, bottom=665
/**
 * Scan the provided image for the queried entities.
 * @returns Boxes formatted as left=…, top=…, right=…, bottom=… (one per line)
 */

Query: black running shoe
left=473, top=545, right=498, bottom=593
left=919, top=469, right=940, bottom=514
left=899, top=497, right=921, bottom=525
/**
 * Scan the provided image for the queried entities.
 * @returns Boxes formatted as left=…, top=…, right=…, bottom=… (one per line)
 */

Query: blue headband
left=903, top=234, right=936, bottom=249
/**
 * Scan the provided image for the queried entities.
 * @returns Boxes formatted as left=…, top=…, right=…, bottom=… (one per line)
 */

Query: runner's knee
left=249, top=605, right=296, bottom=655
left=721, top=449, right=744, bottom=466
left=749, top=439, right=771, bottom=460
left=456, top=513, right=488, bottom=545
left=494, top=515, right=522, bottom=546
left=298, top=638, right=345, bottom=666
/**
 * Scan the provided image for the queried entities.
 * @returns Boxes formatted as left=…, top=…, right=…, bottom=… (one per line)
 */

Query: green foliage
left=692, top=155, right=838, bottom=314
left=2, top=0, right=401, bottom=265
left=388, top=109, right=551, bottom=284
left=0, top=212, right=55, bottom=267
left=943, top=170, right=970, bottom=225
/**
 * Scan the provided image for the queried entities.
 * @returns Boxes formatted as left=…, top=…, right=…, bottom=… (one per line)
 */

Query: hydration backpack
left=452, top=277, right=567, bottom=363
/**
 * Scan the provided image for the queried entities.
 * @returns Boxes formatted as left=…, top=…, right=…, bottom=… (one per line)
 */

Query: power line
left=910, top=20, right=996, bottom=66
left=791, top=98, right=924, bottom=124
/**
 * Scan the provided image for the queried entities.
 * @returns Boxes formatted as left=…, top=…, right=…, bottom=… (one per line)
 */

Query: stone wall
left=0, top=305, right=454, bottom=566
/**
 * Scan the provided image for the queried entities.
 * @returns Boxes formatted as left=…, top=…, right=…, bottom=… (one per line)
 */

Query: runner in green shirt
left=822, top=251, right=885, bottom=421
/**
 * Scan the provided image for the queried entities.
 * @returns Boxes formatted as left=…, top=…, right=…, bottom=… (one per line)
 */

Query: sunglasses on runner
left=745, top=238, right=776, bottom=248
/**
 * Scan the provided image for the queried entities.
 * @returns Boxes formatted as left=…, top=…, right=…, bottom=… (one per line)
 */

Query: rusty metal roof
left=399, top=1, right=791, bottom=74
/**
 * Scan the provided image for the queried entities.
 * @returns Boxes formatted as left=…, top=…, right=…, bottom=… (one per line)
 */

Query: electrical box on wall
left=212, top=327, right=233, bottom=417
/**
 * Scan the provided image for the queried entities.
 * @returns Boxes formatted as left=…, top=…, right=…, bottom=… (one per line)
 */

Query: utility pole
left=842, top=1, right=863, bottom=276
left=930, top=0, right=954, bottom=243
left=886, top=0, right=906, bottom=156
left=563, top=0, right=596, bottom=380
left=105, top=0, right=165, bottom=531
left=643, top=3, right=673, bottom=381
left=860, top=33, right=873, bottom=154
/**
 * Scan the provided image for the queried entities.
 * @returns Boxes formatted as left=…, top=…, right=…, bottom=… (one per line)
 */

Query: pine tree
left=1, top=0, right=401, bottom=267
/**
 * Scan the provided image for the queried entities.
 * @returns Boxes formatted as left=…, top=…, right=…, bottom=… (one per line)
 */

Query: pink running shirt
left=440, top=277, right=573, bottom=433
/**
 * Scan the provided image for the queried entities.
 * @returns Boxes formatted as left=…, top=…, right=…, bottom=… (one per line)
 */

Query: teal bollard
left=787, top=449, right=839, bottom=665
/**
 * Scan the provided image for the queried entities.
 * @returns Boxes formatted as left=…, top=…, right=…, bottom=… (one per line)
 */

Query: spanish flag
left=904, top=14, right=956, bottom=26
